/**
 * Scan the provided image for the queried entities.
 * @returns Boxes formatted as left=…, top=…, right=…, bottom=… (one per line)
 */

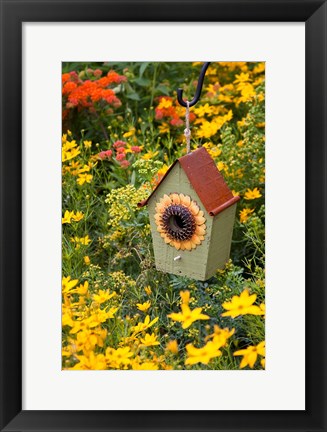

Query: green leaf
left=155, top=84, right=170, bottom=96
left=130, top=170, right=136, bottom=185
left=139, top=62, right=149, bottom=78
left=127, top=93, right=141, bottom=101
left=134, top=77, right=151, bottom=87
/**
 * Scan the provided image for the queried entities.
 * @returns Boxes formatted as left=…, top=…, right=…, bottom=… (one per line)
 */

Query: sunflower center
left=169, top=214, right=185, bottom=231
left=161, top=204, right=196, bottom=241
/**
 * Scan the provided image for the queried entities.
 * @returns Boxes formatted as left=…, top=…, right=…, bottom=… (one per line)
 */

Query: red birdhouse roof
left=138, top=146, right=240, bottom=216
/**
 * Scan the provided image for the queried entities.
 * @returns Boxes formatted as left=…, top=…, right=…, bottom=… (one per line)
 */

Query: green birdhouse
left=138, top=147, right=240, bottom=281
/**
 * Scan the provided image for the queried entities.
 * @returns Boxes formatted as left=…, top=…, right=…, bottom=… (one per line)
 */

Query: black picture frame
left=0, top=1, right=326, bottom=431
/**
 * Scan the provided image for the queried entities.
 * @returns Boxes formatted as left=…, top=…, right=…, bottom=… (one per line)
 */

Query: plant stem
left=149, top=63, right=158, bottom=111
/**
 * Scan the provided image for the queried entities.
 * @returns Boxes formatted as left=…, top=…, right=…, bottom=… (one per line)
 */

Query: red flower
left=61, top=69, right=126, bottom=118
left=93, top=69, right=103, bottom=78
left=131, top=146, right=141, bottom=153
left=113, top=140, right=126, bottom=148
left=116, top=153, right=126, bottom=161
left=119, top=160, right=130, bottom=169
left=170, top=118, right=184, bottom=127
left=98, top=150, right=113, bottom=160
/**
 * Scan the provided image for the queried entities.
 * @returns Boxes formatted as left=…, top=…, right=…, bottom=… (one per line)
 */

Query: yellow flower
left=93, top=289, right=116, bottom=304
left=62, top=276, right=79, bottom=294
left=217, top=161, right=225, bottom=171
left=84, top=255, right=90, bottom=265
left=244, top=187, right=262, bottom=200
left=106, top=347, right=133, bottom=368
left=234, top=341, right=265, bottom=368
left=69, top=319, right=90, bottom=334
left=185, top=340, right=222, bottom=365
left=136, top=301, right=151, bottom=312
left=71, top=352, right=106, bottom=370
left=131, top=315, right=159, bottom=335
left=237, top=83, right=256, bottom=104
left=80, top=235, right=91, bottom=245
left=75, top=328, right=107, bottom=354
left=141, top=150, right=159, bottom=160
left=157, top=97, right=172, bottom=109
left=158, top=123, right=170, bottom=134
left=72, top=211, right=84, bottom=222
left=166, top=340, right=178, bottom=354
left=180, top=290, right=190, bottom=305
left=123, top=128, right=136, bottom=138
left=205, top=325, right=235, bottom=348
left=77, top=173, right=93, bottom=186
left=73, top=281, right=89, bottom=296
left=62, top=210, right=74, bottom=224
left=87, top=306, right=118, bottom=328
left=71, top=235, right=91, bottom=246
left=62, top=210, right=84, bottom=224
left=239, top=208, right=254, bottom=223
left=168, top=304, right=209, bottom=329
left=140, top=332, right=160, bottom=347
left=62, top=147, right=80, bottom=162
left=132, top=361, right=159, bottom=370
left=234, top=72, right=250, bottom=84
left=253, top=63, right=265, bottom=74
left=197, top=110, right=233, bottom=139
left=155, top=193, right=206, bottom=251
left=83, top=140, right=92, bottom=149
left=144, top=286, right=152, bottom=296
left=194, top=103, right=215, bottom=117
left=221, top=289, right=264, bottom=318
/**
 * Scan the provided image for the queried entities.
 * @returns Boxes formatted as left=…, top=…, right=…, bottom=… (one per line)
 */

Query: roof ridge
left=138, top=147, right=240, bottom=215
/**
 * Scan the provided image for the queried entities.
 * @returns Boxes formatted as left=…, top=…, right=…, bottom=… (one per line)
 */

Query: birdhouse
left=138, top=147, right=240, bottom=281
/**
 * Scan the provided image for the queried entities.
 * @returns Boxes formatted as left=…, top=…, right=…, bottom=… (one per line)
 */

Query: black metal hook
left=177, top=62, right=211, bottom=107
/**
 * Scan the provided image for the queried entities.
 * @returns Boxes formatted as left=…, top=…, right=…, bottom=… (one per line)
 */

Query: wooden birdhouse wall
left=206, top=203, right=237, bottom=278
left=148, top=162, right=236, bottom=281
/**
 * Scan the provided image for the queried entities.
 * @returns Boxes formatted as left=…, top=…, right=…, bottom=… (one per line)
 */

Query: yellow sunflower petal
left=195, top=215, right=206, bottom=224
left=154, top=214, right=162, bottom=222
left=170, top=193, right=180, bottom=205
left=172, top=240, right=181, bottom=250
left=189, top=202, right=200, bottom=216
left=160, top=194, right=172, bottom=206
left=182, top=240, right=192, bottom=251
left=195, top=224, right=206, bottom=235
left=181, top=194, right=191, bottom=207
left=191, top=235, right=201, bottom=245
left=155, top=202, right=166, bottom=213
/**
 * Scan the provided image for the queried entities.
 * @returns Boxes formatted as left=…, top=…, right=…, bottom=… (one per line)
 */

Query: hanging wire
left=184, top=100, right=191, bottom=153
left=177, top=62, right=211, bottom=107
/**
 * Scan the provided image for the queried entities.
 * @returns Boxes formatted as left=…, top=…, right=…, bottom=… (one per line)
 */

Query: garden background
left=62, top=61, right=265, bottom=370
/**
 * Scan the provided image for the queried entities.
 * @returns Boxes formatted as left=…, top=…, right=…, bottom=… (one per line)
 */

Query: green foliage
left=62, top=62, right=265, bottom=370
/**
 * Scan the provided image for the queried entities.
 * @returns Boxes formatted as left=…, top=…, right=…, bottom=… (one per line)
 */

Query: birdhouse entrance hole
left=169, top=214, right=184, bottom=231
left=161, top=204, right=196, bottom=242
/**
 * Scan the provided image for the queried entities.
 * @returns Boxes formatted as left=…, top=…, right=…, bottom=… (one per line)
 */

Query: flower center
left=161, top=204, right=196, bottom=241
left=169, top=214, right=185, bottom=231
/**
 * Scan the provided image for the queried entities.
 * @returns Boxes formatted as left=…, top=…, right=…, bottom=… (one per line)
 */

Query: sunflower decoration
left=154, top=193, right=206, bottom=251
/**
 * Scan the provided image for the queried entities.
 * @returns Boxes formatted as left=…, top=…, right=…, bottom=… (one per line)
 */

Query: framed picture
left=0, top=0, right=326, bottom=431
